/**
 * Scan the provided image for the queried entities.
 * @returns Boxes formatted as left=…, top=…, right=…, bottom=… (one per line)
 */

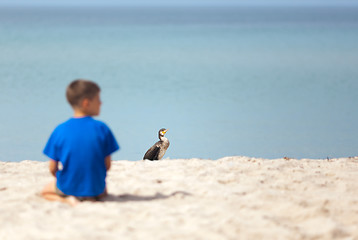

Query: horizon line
left=1, top=3, right=358, bottom=7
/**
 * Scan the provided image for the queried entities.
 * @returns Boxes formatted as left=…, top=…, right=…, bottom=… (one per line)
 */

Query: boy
left=41, top=79, right=119, bottom=205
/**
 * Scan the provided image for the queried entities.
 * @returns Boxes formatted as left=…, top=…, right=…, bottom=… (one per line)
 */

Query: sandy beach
left=0, top=157, right=358, bottom=240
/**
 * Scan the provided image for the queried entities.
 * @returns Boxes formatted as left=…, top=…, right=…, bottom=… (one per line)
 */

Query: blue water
left=0, top=6, right=358, bottom=161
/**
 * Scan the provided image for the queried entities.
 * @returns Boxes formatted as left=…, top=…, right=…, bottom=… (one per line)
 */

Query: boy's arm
left=49, top=159, right=58, bottom=177
left=105, top=155, right=111, bottom=171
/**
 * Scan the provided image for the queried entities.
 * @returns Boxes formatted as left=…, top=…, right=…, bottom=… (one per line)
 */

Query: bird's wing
left=143, top=143, right=161, bottom=160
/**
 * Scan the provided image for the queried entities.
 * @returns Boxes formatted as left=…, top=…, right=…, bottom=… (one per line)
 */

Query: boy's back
left=44, top=116, right=119, bottom=197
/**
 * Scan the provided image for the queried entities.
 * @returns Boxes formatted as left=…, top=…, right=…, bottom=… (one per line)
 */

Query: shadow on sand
left=102, top=191, right=192, bottom=202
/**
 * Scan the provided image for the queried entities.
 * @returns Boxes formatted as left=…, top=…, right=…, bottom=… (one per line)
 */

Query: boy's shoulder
left=54, top=117, right=109, bottom=132
left=86, top=117, right=110, bottom=128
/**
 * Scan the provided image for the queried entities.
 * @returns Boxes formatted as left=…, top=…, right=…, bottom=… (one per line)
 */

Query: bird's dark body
left=143, top=141, right=164, bottom=160
left=143, top=128, right=170, bottom=161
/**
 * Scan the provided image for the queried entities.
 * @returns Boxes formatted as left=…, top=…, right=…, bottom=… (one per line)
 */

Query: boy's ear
left=82, top=98, right=90, bottom=108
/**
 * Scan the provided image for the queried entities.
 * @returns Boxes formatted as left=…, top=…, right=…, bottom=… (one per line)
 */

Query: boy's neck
left=73, top=109, right=91, bottom=118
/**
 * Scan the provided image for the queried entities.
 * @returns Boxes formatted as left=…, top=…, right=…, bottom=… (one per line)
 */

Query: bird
left=143, top=128, right=170, bottom=160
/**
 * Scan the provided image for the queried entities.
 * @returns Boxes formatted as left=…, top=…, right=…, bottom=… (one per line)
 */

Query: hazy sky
left=0, top=0, right=357, bottom=7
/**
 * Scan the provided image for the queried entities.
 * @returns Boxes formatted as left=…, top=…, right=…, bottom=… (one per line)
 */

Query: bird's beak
left=164, top=129, right=169, bottom=134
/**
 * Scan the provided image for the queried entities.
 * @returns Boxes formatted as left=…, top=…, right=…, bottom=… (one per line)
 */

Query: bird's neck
left=159, top=136, right=168, bottom=142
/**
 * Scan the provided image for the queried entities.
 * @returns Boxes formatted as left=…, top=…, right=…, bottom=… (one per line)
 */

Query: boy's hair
left=66, top=79, right=100, bottom=108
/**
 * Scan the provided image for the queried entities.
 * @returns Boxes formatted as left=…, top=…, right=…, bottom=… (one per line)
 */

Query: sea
left=0, top=6, right=358, bottom=162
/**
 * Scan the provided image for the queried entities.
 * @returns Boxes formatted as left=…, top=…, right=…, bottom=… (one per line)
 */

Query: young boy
left=41, top=79, right=119, bottom=205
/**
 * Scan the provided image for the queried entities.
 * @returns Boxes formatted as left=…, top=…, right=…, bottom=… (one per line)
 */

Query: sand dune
left=1, top=157, right=358, bottom=239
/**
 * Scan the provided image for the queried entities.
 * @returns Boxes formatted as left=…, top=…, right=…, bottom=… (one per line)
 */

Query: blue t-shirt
left=43, top=117, right=119, bottom=197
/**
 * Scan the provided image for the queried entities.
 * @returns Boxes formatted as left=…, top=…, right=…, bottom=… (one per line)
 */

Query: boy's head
left=66, top=79, right=101, bottom=116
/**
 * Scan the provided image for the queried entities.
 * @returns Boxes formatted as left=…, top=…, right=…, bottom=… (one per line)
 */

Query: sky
left=0, top=0, right=357, bottom=7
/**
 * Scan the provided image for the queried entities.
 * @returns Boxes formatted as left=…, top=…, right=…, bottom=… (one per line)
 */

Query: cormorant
left=143, top=128, right=170, bottom=160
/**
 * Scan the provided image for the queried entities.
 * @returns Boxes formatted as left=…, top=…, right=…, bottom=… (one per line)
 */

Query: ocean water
left=0, top=6, right=358, bottom=161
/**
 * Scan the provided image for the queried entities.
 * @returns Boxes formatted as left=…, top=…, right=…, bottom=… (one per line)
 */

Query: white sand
left=1, top=157, right=358, bottom=240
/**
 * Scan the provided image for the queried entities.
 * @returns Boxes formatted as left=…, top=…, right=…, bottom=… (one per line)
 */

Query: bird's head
left=158, top=128, right=168, bottom=139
